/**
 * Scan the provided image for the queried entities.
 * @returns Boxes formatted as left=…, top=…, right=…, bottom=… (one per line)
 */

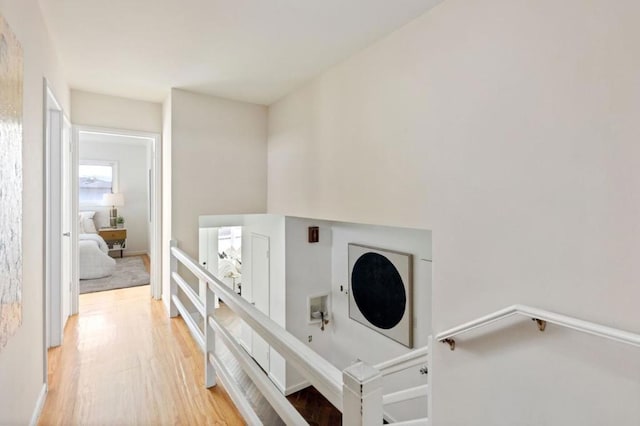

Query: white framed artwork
left=348, top=244, right=413, bottom=348
left=0, top=13, right=24, bottom=351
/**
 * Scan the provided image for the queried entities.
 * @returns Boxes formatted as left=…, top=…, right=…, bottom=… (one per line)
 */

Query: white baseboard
left=29, top=383, right=47, bottom=426
left=285, top=380, right=311, bottom=396
left=267, top=373, right=311, bottom=396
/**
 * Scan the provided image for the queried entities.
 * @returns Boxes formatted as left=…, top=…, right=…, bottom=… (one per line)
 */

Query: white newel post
left=169, top=240, right=178, bottom=318
left=204, top=283, right=217, bottom=388
left=342, top=362, right=383, bottom=426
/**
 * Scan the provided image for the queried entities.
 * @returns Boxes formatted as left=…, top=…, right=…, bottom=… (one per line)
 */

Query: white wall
left=0, top=1, right=70, bottom=423
left=283, top=217, right=431, bottom=419
left=71, top=90, right=162, bottom=134
left=328, top=222, right=432, bottom=368
left=328, top=221, right=431, bottom=422
left=283, top=217, right=333, bottom=391
left=268, top=0, right=640, bottom=424
left=231, top=214, right=432, bottom=401
left=79, top=138, right=150, bottom=254
left=167, top=89, right=267, bottom=298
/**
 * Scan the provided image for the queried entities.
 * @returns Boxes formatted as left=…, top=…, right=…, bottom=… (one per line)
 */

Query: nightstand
left=99, top=228, right=127, bottom=258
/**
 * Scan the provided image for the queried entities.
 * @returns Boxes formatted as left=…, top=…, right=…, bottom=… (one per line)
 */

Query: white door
left=198, top=228, right=219, bottom=309
left=250, top=233, right=270, bottom=372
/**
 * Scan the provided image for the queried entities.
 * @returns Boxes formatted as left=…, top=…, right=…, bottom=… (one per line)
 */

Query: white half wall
left=79, top=137, right=150, bottom=254
left=164, top=90, right=267, bottom=309
left=0, top=0, right=70, bottom=424
left=284, top=217, right=333, bottom=391
left=267, top=0, right=640, bottom=424
left=327, top=222, right=432, bottom=368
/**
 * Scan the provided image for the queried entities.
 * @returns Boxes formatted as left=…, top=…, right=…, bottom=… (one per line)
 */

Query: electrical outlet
left=308, top=335, right=312, bottom=343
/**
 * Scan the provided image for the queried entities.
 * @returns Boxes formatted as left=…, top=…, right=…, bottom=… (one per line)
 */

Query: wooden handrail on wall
left=436, top=304, right=640, bottom=351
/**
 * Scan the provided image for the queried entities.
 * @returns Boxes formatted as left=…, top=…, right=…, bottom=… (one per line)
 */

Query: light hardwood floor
left=39, top=284, right=244, bottom=425
left=41, top=256, right=340, bottom=425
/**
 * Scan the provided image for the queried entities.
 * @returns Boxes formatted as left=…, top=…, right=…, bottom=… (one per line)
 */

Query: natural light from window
left=79, top=163, right=115, bottom=205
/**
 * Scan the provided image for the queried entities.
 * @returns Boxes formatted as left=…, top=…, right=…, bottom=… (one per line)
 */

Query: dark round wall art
left=351, top=252, right=406, bottom=329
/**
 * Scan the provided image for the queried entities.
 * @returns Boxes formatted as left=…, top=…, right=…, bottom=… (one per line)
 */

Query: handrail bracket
left=442, top=338, right=456, bottom=351
left=532, top=318, right=547, bottom=332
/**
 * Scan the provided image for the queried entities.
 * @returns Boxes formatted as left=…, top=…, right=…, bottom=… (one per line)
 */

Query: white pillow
left=79, top=211, right=97, bottom=234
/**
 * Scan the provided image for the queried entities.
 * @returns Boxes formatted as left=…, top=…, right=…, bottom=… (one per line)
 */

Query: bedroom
left=77, top=131, right=153, bottom=295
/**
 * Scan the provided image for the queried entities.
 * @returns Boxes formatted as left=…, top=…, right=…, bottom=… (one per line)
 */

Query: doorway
left=73, top=127, right=162, bottom=306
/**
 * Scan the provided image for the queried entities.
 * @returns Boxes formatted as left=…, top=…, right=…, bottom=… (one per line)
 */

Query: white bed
left=79, top=212, right=116, bottom=280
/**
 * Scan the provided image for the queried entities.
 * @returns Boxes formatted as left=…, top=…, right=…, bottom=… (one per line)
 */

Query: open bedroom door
left=70, top=126, right=162, bottom=310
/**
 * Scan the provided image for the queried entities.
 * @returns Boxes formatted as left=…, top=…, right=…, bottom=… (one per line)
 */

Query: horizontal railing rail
left=383, top=384, right=428, bottom=405
left=209, top=315, right=307, bottom=425
left=374, top=346, right=428, bottom=377
left=207, top=351, right=262, bottom=425
left=171, top=243, right=344, bottom=411
left=170, top=294, right=204, bottom=350
left=172, top=271, right=204, bottom=317
left=436, top=304, right=640, bottom=350
left=169, top=240, right=430, bottom=425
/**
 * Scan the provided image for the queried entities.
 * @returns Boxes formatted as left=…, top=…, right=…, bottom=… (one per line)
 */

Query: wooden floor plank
left=41, top=255, right=340, bottom=426
left=39, top=285, right=244, bottom=426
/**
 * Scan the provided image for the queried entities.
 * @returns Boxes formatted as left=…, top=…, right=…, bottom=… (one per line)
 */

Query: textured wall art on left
left=0, top=13, right=23, bottom=352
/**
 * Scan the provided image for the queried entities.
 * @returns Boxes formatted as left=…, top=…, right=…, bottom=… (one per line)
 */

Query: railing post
left=169, top=240, right=178, bottom=318
left=342, top=361, right=383, bottom=426
left=204, top=282, right=217, bottom=388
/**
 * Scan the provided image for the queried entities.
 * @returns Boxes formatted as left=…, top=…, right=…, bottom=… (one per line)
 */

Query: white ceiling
left=39, top=0, right=441, bottom=105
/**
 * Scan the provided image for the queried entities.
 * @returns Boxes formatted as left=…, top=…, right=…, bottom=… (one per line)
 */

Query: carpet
left=80, top=256, right=150, bottom=294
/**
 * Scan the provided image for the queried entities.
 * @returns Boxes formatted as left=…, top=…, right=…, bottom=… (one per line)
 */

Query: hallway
left=39, top=285, right=243, bottom=425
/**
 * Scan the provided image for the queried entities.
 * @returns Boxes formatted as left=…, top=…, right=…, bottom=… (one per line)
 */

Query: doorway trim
left=43, top=79, right=70, bottom=392
left=71, top=125, right=163, bottom=306
left=43, top=80, right=67, bottom=350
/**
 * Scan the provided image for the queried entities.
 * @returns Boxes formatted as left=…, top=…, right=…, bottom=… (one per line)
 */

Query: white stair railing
left=436, top=304, right=640, bottom=351
left=374, top=346, right=428, bottom=377
left=171, top=240, right=426, bottom=425
left=374, top=341, right=431, bottom=426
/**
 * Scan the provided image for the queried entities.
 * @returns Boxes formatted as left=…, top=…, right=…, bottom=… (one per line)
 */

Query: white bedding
left=79, top=233, right=115, bottom=279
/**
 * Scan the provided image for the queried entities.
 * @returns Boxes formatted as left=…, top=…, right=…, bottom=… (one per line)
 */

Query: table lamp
left=102, top=192, right=124, bottom=228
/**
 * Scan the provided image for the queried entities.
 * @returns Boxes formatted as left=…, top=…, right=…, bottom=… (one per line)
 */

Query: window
left=79, top=160, right=118, bottom=205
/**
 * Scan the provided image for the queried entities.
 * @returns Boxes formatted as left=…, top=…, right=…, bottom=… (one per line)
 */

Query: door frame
left=71, top=125, right=163, bottom=308
left=43, top=79, right=68, bottom=354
